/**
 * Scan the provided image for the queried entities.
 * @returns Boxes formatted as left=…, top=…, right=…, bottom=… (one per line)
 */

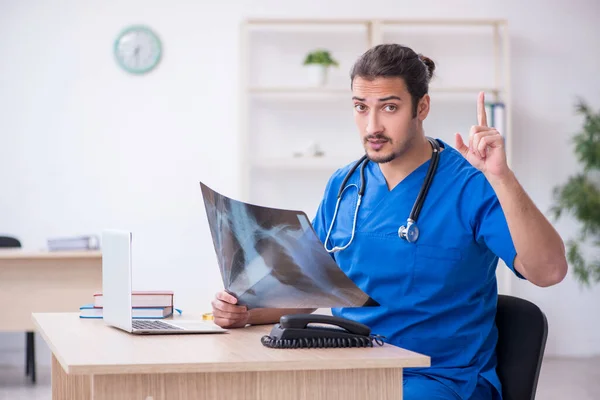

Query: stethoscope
left=324, top=137, right=441, bottom=253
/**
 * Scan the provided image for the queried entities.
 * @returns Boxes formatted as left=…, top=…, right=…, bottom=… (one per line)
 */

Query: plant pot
left=305, top=64, right=328, bottom=87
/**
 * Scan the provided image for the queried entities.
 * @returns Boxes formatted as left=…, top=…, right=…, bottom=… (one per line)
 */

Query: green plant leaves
left=303, top=50, right=339, bottom=67
left=573, top=98, right=600, bottom=171
left=550, top=98, right=600, bottom=287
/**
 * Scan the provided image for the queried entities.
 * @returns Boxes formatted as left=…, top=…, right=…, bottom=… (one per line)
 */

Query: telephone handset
left=261, top=314, right=385, bottom=349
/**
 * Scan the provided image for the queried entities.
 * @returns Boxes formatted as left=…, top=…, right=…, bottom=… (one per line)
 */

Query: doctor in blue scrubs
left=211, top=44, right=568, bottom=399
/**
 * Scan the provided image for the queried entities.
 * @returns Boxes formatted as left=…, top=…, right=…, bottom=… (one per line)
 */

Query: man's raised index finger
left=477, top=91, right=488, bottom=127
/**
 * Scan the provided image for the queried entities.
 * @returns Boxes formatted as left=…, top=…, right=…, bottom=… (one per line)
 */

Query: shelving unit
left=238, top=17, right=513, bottom=294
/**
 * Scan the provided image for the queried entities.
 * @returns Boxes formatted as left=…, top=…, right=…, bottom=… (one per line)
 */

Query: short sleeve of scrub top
left=467, top=172, right=525, bottom=279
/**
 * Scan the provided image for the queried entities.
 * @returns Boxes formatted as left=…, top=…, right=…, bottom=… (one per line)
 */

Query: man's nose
left=366, top=112, right=383, bottom=136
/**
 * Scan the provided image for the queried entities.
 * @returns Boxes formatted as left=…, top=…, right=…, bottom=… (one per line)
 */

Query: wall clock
left=114, top=25, right=162, bottom=74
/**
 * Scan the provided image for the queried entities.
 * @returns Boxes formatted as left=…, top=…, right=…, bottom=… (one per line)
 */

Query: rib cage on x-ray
left=200, top=182, right=379, bottom=309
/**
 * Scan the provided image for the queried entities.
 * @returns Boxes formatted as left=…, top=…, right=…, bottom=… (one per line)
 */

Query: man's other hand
left=211, top=291, right=250, bottom=328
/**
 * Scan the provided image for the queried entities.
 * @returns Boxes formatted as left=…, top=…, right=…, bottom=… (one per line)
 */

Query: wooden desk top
left=33, top=312, right=430, bottom=375
left=0, top=249, right=102, bottom=261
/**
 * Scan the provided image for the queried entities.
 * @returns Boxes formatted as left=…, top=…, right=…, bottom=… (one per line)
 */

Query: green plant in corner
left=303, top=49, right=339, bottom=67
left=550, top=98, right=600, bottom=286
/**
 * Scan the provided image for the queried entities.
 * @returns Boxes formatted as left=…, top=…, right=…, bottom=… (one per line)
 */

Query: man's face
left=351, top=76, right=429, bottom=163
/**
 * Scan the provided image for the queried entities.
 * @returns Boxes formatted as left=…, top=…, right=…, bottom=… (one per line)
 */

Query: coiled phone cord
left=261, top=334, right=386, bottom=349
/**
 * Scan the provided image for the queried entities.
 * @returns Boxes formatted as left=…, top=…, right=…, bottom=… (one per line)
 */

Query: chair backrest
left=495, top=294, right=548, bottom=400
left=0, top=236, right=21, bottom=248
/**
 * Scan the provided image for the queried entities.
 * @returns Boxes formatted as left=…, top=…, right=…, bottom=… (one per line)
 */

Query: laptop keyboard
left=132, top=320, right=183, bottom=330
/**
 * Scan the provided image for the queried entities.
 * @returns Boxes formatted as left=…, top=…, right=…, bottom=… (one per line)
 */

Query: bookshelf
left=238, top=18, right=513, bottom=294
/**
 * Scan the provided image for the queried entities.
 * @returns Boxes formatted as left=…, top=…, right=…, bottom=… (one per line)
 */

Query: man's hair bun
left=419, top=54, right=436, bottom=81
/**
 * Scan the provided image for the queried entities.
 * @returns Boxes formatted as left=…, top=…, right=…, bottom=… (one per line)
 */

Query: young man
left=211, top=44, right=567, bottom=399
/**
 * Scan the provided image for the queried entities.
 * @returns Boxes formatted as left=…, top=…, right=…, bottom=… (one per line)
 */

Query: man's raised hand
left=455, top=91, right=509, bottom=179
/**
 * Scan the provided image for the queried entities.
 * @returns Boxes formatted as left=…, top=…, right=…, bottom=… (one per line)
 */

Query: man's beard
left=367, top=151, right=396, bottom=164
left=364, top=134, right=396, bottom=164
left=363, top=128, right=418, bottom=164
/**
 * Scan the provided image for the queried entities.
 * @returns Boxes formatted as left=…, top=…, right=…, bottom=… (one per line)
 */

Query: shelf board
left=431, top=86, right=503, bottom=94
left=248, top=87, right=350, bottom=95
left=381, top=18, right=507, bottom=26
left=246, top=18, right=369, bottom=26
left=245, top=18, right=506, bottom=27
left=251, top=156, right=355, bottom=170
left=248, top=86, right=503, bottom=96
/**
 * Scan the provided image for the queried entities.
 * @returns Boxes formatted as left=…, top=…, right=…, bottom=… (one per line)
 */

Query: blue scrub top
left=311, top=138, right=525, bottom=400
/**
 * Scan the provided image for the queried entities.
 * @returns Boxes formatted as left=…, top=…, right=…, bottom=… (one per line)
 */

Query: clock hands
left=134, top=46, right=140, bottom=67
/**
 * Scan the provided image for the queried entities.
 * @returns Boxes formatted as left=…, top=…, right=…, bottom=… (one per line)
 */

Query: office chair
left=0, top=236, right=36, bottom=384
left=495, top=294, right=548, bottom=400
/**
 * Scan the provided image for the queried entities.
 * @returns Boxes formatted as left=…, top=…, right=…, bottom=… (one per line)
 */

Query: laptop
left=101, top=229, right=227, bottom=334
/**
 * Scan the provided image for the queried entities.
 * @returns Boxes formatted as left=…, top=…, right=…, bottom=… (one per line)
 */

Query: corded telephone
left=261, top=314, right=385, bottom=349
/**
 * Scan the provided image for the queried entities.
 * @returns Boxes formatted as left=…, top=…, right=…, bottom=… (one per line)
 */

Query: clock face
left=114, top=26, right=162, bottom=74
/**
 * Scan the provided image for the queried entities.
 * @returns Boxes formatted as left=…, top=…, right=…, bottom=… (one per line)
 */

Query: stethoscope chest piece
left=398, top=220, right=420, bottom=243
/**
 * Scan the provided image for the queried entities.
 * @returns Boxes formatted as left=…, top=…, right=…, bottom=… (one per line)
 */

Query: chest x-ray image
left=200, top=182, right=378, bottom=309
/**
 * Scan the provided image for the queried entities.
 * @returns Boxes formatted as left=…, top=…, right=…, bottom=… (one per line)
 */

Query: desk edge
left=66, top=355, right=430, bottom=375
left=0, top=250, right=102, bottom=260
left=32, top=313, right=71, bottom=374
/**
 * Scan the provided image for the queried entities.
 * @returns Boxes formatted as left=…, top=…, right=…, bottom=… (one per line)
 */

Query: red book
left=93, top=291, right=174, bottom=308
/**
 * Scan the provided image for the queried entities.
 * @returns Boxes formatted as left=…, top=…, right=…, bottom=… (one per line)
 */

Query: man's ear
left=417, top=94, right=430, bottom=121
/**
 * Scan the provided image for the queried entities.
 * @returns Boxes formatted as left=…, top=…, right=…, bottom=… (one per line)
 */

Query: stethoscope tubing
left=324, top=137, right=440, bottom=252
left=408, top=137, right=440, bottom=223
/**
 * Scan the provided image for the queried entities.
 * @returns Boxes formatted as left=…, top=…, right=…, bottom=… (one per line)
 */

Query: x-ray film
left=200, top=182, right=379, bottom=309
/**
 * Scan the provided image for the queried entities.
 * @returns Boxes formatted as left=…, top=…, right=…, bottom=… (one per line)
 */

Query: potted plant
left=550, top=98, right=600, bottom=286
left=303, top=49, right=339, bottom=87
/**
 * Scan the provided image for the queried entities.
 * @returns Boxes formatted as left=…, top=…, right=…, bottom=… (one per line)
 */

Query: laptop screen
left=101, top=229, right=134, bottom=331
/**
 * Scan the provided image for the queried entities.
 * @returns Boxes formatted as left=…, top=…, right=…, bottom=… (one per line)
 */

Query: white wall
left=1, top=0, right=599, bottom=367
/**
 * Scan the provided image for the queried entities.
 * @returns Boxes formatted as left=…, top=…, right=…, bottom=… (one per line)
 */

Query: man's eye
left=354, top=104, right=367, bottom=112
left=384, top=104, right=397, bottom=112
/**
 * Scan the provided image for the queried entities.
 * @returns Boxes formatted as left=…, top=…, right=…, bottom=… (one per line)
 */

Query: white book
left=47, top=235, right=99, bottom=251
left=485, top=103, right=494, bottom=126
left=492, top=102, right=506, bottom=138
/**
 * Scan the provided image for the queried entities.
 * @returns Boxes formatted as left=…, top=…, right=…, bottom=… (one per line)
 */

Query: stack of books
left=484, top=102, right=506, bottom=139
left=47, top=235, right=100, bottom=251
left=79, top=291, right=175, bottom=319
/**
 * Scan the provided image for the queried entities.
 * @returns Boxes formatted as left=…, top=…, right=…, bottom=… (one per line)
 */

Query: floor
left=0, top=357, right=598, bottom=399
